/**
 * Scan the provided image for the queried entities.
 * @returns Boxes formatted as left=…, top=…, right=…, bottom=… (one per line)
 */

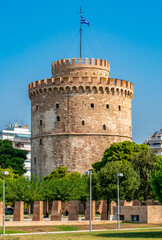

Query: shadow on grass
left=95, top=231, right=162, bottom=238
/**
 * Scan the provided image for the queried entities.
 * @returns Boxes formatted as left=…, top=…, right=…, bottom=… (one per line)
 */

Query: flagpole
left=80, top=6, right=82, bottom=58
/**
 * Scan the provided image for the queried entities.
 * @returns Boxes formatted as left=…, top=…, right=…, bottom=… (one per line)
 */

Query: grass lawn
left=0, top=229, right=162, bottom=240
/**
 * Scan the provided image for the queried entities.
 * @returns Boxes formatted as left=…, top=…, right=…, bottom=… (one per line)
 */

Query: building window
left=120, top=215, right=124, bottom=220
left=119, top=105, right=121, bottom=111
left=57, top=116, right=60, bottom=121
left=15, top=143, right=19, bottom=148
left=34, top=157, right=36, bottom=164
left=91, top=103, right=94, bottom=108
left=36, top=105, right=38, bottom=110
left=131, top=215, right=139, bottom=222
left=82, top=120, right=85, bottom=126
left=40, top=139, right=42, bottom=145
left=40, top=120, right=42, bottom=126
left=20, top=144, right=24, bottom=148
left=103, top=124, right=106, bottom=130
left=56, top=103, right=59, bottom=109
left=106, top=104, right=109, bottom=109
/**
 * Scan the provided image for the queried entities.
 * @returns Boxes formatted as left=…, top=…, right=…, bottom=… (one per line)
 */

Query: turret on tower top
left=51, top=57, right=110, bottom=77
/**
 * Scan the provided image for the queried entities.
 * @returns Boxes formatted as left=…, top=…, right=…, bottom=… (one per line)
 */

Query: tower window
left=106, top=104, right=109, bottom=109
left=57, top=116, right=60, bottom=121
left=91, top=103, right=94, bottom=108
left=103, top=124, right=106, bottom=130
left=56, top=103, right=59, bottom=109
left=40, top=139, right=42, bottom=145
left=40, top=120, right=42, bottom=126
left=119, top=105, right=121, bottom=111
left=82, top=120, right=85, bottom=126
left=34, top=157, right=36, bottom=164
left=36, top=105, right=38, bottom=110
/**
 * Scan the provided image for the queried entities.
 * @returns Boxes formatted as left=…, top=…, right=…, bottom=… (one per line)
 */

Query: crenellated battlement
left=28, top=77, right=134, bottom=99
left=51, top=58, right=110, bottom=77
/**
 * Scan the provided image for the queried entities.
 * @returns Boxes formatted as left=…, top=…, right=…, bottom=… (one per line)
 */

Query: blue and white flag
left=81, top=16, right=89, bottom=26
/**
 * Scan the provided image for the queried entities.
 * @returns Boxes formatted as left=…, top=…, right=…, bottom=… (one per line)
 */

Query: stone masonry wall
left=29, top=58, right=134, bottom=177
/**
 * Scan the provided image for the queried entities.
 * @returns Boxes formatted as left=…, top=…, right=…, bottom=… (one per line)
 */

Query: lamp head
left=85, top=170, right=92, bottom=175
left=117, top=173, right=123, bottom=177
left=2, top=171, right=9, bottom=176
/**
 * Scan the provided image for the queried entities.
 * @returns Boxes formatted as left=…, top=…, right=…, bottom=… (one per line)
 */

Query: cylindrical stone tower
left=28, top=57, right=134, bottom=177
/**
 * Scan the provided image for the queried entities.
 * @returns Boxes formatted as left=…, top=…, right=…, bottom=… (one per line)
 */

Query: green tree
left=150, top=157, right=162, bottom=203
left=131, top=150, right=157, bottom=202
left=5, top=176, right=46, bottom=204
left=92, top=141, right=149, bottom=171
left=0, top=140, right=27, bottom=175
left=92, top=141, right=158, bottom=202
left=43, top=166, right=68, bottom=180
left=46, top=171, right=89, bottom=202
left=92, top=161, right=140, bottom=218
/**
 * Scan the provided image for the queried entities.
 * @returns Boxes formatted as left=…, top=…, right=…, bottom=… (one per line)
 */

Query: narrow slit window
left=91, top=103, right=94, bottom=108
left=119, top=105, right=121, bottom=111
left=106, top=104, right=109, bottom=109
left=82, top=120, right=85, bottom=126
left=40, top=139, right=42, bottom=145
left=57, top=116, right=60, bottom=121
left=56, top=103, right=59, bottom=109
left=103, top=124, right=106, bottom=130
left=36, top=105, right=38, bottom=110
left=40, top=120, right=42, bottom=126
left=34, top=157, right=36, bottom=164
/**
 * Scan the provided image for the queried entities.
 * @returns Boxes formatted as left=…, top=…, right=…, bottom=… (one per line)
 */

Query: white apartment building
left=0, top=123, right=31, bottom=178
left=145, top=129, right=162, bottom=156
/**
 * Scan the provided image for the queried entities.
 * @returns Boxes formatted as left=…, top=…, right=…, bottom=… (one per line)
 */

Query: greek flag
left=81, top=16, right=89, bottom=26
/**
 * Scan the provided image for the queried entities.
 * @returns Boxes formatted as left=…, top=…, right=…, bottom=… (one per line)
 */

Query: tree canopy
left=0, top=140, right=27, bottom=176
left=92, top=141, right=158, bottom=203
left=92, top=161, right=140, bottom=202
left=151, top=157, right=162, bottom=203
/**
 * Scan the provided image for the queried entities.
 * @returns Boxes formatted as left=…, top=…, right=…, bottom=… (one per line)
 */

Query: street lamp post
left=2, top=171, right=9, bottom=236
left=117, top=173, right=123, bottom=230
left=85, top=170, right=92, bottom=232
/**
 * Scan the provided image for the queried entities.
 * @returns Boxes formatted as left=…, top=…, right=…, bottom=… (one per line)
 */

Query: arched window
left=82, top=120, right=85, bottom=126
left=106, top=104, right=109, bottom=109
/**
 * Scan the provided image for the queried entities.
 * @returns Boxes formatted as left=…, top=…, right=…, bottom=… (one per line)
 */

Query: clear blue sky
left=0, top=0, right=161, bottom=143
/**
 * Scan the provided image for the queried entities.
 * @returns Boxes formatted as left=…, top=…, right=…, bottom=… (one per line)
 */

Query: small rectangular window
left=91, top=103, right=94, bottom=108
left=119, top=105, right=121, bottom=111
left=36, top=105, right=38, bottom=110
left=56, top=103, right=59, bottom=109
left=40, top=139, right=42, bottom=145
left=40, top=120, right=42, bottom=126
left=34, top=157, right=36, bottom=164
left=131, top=215, right=139, bottom=222
left=106, top=104, right=109, bottom=109
left=120, top=215, right=124, bottom=220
